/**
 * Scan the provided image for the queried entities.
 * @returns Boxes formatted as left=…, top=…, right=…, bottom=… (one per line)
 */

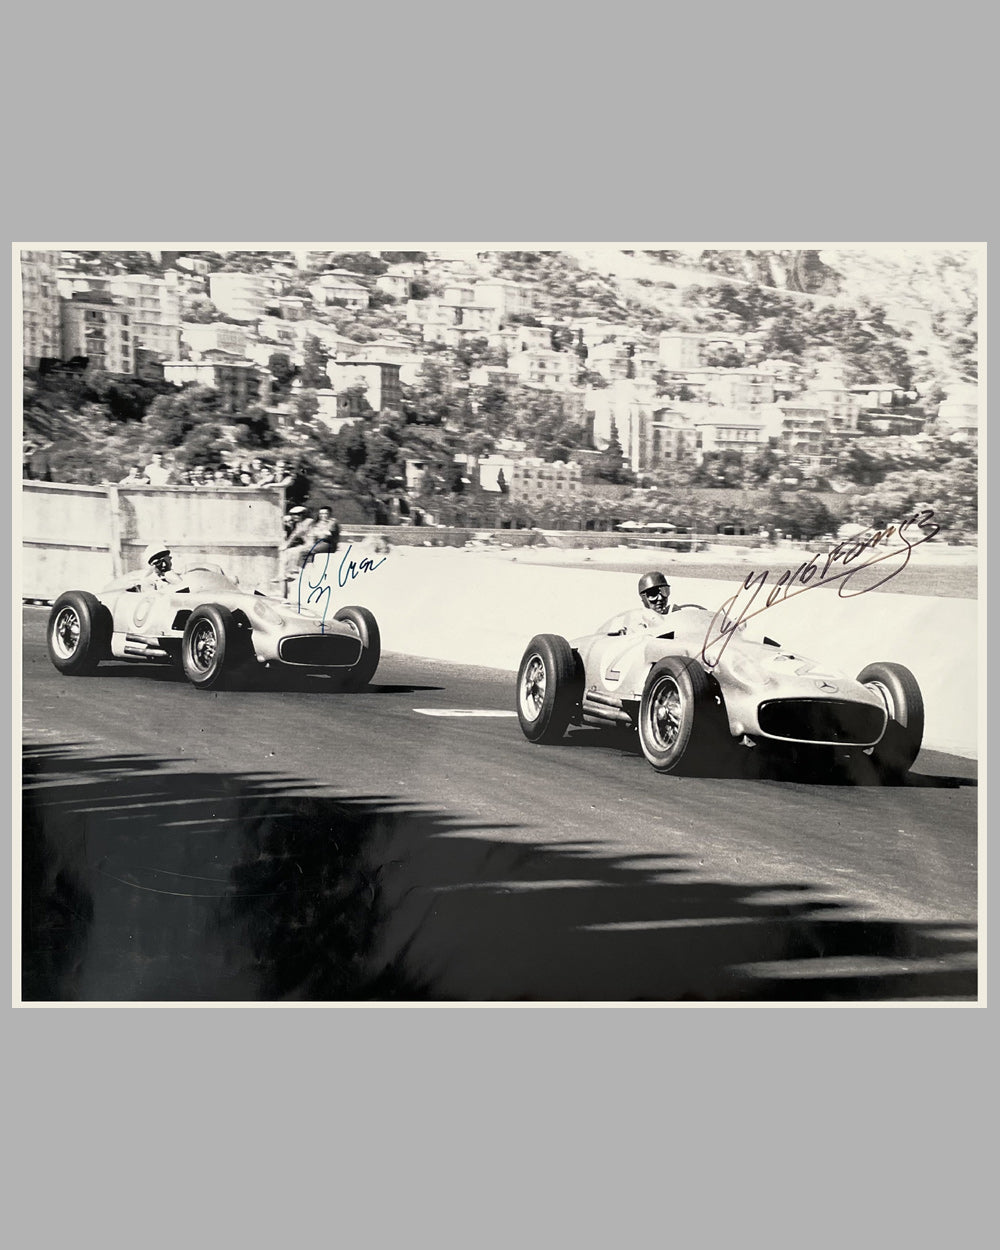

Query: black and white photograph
left=16, top=242, right=983, bottom=1004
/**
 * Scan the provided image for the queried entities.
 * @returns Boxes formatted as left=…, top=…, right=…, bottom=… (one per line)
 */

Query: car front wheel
left=333, top=606, right=381, bottom=690
left=857, top=661, right=924, bottom=779
left=638, top=656, right=720, bottom=774
left=516, top=634, right=580, bottom=744
left=47, top=591, right=111, bottom=676
left=181, top=604, right=248, bottom=690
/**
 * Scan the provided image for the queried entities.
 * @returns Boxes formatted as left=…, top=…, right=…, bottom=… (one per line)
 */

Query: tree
left=595, top=419, right=630, bottom=483
left=300, top=336, right=330, bottom=389
left=268, top=353, right=297, bottom=394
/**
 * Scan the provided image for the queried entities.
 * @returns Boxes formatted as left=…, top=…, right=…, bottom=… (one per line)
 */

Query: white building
left=308, top=273, right=370, bottom=310
left=180, top=321, right=248, bottom=360
left=658, top=331, right=703, bottom=371
left=507, top=348, right=579, bottom=390
left=209, top=272, right=274, bottom=321
left=61, top=292, right=133, bottom=374
left=20, top=250, right=62, bottom=365
left=693, top=409, right=767, bottom=458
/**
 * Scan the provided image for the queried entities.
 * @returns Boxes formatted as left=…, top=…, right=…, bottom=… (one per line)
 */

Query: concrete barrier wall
left=21, top=482, right=285, bottom=598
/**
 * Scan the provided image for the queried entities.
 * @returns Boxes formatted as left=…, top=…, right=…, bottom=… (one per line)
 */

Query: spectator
left=280, top=504, right=314, bottom=594
left=238, top=471, right=255, bottom=487
left=209, top=466, right=231, bottom=487
left=307, top=505, right=341, bottom=556
left=143, top=452, right=172, bottom=486
left=119, top=464, right=149, bottom=485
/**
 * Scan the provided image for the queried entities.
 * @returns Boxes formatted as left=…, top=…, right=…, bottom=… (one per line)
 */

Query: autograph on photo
left=701, top=508, right=940, bottom=668
left=297, top=542, right=387, bottom=631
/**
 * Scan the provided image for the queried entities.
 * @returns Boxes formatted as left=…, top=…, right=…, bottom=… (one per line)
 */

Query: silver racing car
left=516, top=605, right=924, bottom=779
left=46, top=563, right=380, bottom=691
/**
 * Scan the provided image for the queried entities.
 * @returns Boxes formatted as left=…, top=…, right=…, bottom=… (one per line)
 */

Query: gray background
left=6, top=8, right=992, bottom=1246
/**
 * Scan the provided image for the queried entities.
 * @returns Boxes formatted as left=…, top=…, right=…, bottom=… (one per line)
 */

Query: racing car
left=515, top=604, right=924, bottom=780
left=46, top=563, right=380, bottom=692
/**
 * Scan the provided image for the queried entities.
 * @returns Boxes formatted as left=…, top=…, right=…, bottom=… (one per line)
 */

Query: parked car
left=515, top=605, right=924, bottom=779
left=46, top=563, right=380, bottom=692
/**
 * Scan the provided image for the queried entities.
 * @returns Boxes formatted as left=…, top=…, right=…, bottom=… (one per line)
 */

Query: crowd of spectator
left=118, top=454, right=295, bottom=489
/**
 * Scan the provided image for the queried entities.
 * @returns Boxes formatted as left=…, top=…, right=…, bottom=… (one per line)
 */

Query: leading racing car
left=46, top=563, right=380, bottom=692
left=515, top=604, right=924, bottom=780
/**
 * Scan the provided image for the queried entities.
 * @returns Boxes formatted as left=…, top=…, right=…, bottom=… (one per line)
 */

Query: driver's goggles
left=643, top=587, right=669, bottom=601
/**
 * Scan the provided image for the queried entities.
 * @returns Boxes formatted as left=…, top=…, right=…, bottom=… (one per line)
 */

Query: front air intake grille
left=757, top=699, right=885, bottom=745
left=278, top=633, right=363, bottom=667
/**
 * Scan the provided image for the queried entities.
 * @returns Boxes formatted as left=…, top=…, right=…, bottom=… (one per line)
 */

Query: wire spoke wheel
left=51, top=605, right=82, bottom=660
left=519, top=654, right=547, bottom=721
left=515, top=634, right=580, bottom=744
left=646, top=674, right=683, bottom=752
left=189, top=619, right=218, bottom=673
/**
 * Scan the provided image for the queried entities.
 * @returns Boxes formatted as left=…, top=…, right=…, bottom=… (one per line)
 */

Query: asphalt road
left=20, top=607, right=979, bottom=1003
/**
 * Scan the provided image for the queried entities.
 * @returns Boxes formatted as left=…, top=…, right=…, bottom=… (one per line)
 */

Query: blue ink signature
left=297, top=542, right=387, bottom=632
left=700, top=508, right=939, bottom=668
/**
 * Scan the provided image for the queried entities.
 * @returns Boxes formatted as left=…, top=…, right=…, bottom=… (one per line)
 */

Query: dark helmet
left=638, top=570, right=669, bottom=596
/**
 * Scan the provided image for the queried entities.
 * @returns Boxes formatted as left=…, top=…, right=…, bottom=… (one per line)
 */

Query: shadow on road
left=21, top=742, right=977, bottom=1003
left=558, top=726, right=977, bottom=789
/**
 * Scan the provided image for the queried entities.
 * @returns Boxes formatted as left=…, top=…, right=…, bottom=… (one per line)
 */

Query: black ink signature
left=336, top=542, right=387, bottom=588
left=296, top=542, right=387, bottom=632
left=701, top=509, right=940, bottom=668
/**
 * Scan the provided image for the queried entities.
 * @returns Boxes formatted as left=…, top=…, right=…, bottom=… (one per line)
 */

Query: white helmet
left=142, top=542, right=170, bottom=566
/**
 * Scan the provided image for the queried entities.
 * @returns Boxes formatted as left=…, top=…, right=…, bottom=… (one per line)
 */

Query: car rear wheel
left=334, top=606, right=381, bottom=690
left=638, top=656, right=720, bottom=774
left=857, top=661, right=924, bottom=779
left=47, top=591, right=111, bottom=676
left=181, top=604, right=249, bottom=690
left=516, top=634, right=581, bottom=744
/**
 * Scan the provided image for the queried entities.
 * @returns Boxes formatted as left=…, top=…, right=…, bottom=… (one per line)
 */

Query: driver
left=602, top=570, right=675, bottom=635
left=637, top=570, right=672, bottom=616
left=141, top=542, right=183, bottom=588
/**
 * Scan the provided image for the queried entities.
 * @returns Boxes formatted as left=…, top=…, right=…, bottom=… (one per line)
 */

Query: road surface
left=20, top=608, right=978, bottom=1003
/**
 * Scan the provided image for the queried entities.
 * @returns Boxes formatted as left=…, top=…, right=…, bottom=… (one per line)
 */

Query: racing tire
left=638, top=656, right=720, bottom=774
left=516, top=634, right=581, bottom=744
left=334, top=606, right=381, bottom=690
left=47, top=591, right=112, bottom=676
left=857, top=661, right=924, bottom=779
left=181, top=604, right=250, bottom=691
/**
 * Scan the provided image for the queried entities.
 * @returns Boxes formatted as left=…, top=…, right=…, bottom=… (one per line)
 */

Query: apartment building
left=776, top=403, right=830, bottom=467
left=475, top=279, right=533, bottom=321
left=162, top=359, right=267, bottom=411
left=327, top=360, right=403, bottom=412
left=507, top=347, right=579, bottom=390
left=308, top=272, right=370, bottom=310
left=701, top=367, right=776, bottom=407
left=505, top=457, right=583, bottom=503
left=208, top=272, right=273, bottom=321
left=693, top=410, right=767, bottom=457
left=89, top=271, right=182, bottom=360
left=658, top=331, right=703, bottom=371
left=61, top=292, right=133, bottom=374
left=20, top=250, right=63, bottom=366
left=180, top=321, right=248, bottom=360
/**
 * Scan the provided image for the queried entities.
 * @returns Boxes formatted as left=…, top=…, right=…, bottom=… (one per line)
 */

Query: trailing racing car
left=515, top=603, right=924, bottom=779
left=46, top=563, right=380, bottom=692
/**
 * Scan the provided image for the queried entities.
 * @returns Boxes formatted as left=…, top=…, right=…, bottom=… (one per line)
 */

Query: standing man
left=143, top=452, right=172, bottom=486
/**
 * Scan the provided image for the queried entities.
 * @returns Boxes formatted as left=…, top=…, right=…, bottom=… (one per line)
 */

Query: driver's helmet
left=142, top=542, right=171, bottom=569
left=638, top=570, right=671, bottom=614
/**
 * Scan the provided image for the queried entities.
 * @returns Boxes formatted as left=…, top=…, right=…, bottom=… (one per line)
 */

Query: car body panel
left=98, top=564, right=364, bottom=669
left=572, top=605, right=888, bottom=748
